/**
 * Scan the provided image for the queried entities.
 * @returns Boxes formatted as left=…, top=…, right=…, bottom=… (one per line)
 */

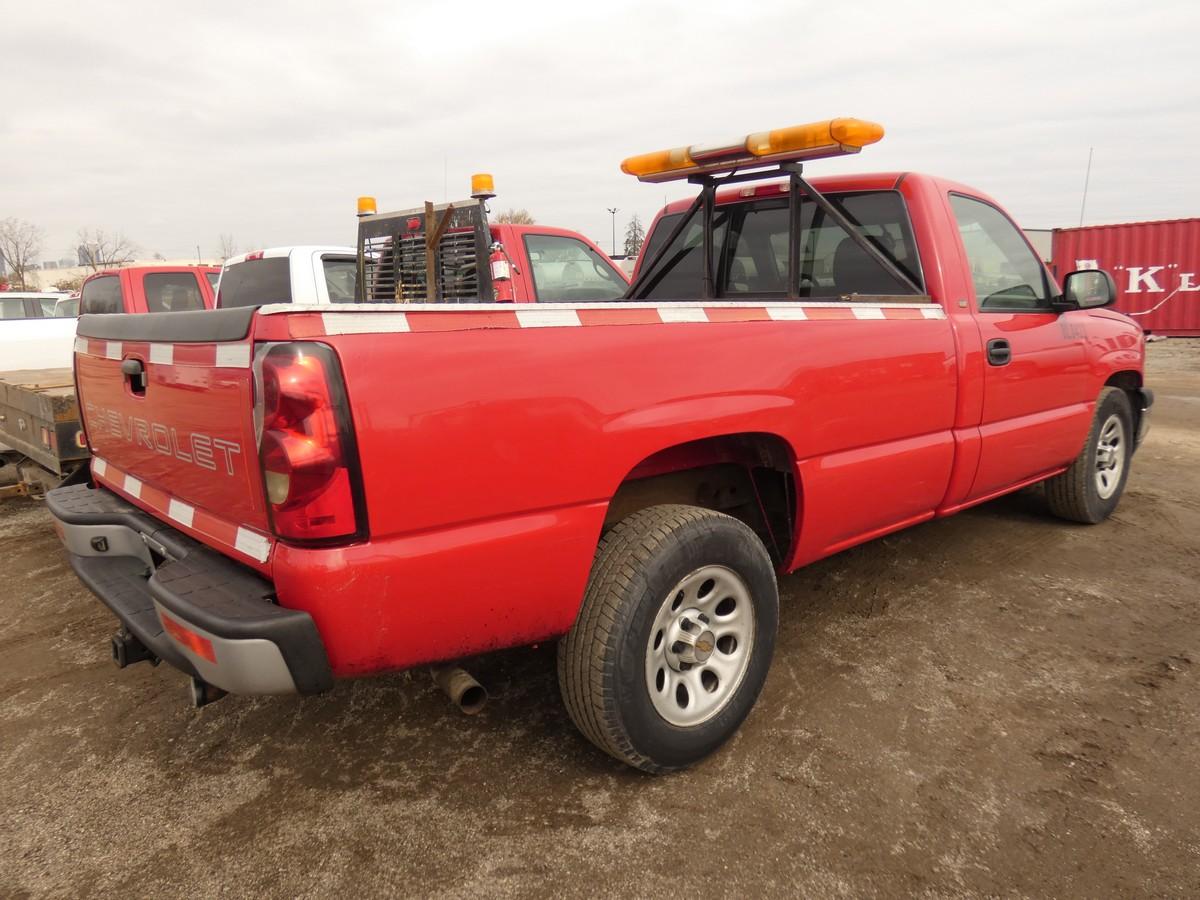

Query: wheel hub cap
left=665, top=611, right=716, bottom=668
left=1094, top=413, right=1126, bottom=500
left=644, top=565, right=756, bottom=727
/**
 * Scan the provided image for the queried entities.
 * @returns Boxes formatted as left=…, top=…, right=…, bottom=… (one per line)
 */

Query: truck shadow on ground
left=93, top=485, right=1069, bottom=791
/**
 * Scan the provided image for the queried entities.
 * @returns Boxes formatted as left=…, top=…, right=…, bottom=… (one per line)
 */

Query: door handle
left=986, top=338, right=1011, bottom=366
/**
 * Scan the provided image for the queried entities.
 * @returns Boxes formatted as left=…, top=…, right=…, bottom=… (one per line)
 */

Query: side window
left=949, top=194, right=1050, bottom=310
left=322, top=257, right=358, bottom=302
left=205, top=271, right=219, bottom=291
left=144, top=273, right=205, bottom=313
left=524, top=234, right=627, bottom=302
left=36, top=297, right=57, bottom=315
left=0, top=298, right=29, bottom=319
left=80, top=276, right=123, bottom=314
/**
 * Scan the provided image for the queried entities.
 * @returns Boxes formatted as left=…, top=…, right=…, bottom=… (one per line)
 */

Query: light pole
left=607, top=207, right=619, bottom=257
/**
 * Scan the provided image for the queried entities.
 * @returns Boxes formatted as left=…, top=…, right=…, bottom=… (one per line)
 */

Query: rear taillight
left=255, top=342, right=366, bottom=544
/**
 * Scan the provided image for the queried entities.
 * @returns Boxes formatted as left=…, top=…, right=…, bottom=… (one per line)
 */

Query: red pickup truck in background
left=80, top=265, right=220, bottom=314
left=48, top=119, right=1151, bottom=773
left=353, top=189, right=628, bottom=304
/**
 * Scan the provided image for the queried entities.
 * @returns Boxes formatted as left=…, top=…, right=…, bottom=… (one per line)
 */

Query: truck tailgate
left=73, top=309, right=272, bottom=565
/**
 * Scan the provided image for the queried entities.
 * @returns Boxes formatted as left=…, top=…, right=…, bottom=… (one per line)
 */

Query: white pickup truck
left=215, top=246, right=356, bottom=307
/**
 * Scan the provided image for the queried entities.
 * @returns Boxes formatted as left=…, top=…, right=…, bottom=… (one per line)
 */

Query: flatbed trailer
left=0, top=368, right=87, bottom=497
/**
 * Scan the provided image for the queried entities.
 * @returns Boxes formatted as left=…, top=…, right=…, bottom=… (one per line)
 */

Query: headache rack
left=357, top=198, right=495, bottom=303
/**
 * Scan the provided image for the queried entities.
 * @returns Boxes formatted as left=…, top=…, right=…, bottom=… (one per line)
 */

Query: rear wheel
left=557, top=505, right=778, bottom=773
left=1045, top=387, right=1134, bottom=523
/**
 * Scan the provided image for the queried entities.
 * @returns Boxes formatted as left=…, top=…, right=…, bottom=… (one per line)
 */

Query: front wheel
left=1045, top=387, right=1134, bottom=524
left=557, top=505, right=778, bottom=773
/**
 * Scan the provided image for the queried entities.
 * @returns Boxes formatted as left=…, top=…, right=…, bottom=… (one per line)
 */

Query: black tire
left=557, top=504, right=778, bottom=773
left=1045, top=387, right=1134, bottom=524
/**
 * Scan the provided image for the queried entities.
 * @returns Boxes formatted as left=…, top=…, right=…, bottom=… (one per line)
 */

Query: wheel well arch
left=603, top=432, right=799, bottom=565
left=1104, top=369, right=1147, bottom=439
left=1104, top=370, right=1142, bottom=392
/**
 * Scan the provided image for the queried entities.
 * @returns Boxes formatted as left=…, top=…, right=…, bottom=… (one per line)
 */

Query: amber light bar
left=620, top=117, right=884, bottom=183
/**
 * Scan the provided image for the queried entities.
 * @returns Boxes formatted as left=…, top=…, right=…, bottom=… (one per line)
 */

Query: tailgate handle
left=121, top=357, right=147, bottom=395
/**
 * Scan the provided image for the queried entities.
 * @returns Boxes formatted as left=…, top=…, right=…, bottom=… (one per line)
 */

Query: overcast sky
left=3, top=0, right=1198, bottom=262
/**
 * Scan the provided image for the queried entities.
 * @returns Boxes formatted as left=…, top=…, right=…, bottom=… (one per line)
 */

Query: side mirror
left=1055, top=269, right=1117, bottom=311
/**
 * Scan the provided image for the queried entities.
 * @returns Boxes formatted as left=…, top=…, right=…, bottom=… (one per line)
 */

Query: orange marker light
left=357, top=195, right=377, bottom=217
left=161, top=613, right=216, bottom=663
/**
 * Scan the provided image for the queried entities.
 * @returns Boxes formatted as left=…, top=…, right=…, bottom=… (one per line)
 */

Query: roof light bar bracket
left=783, top=163, right=923, bottom=296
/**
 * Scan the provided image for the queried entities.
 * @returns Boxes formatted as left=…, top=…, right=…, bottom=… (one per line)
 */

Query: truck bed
left=0, top=367, right=87, bottom=474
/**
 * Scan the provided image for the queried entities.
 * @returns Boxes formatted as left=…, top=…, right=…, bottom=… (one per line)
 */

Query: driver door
left=949, top=193, right=1091, bottom=501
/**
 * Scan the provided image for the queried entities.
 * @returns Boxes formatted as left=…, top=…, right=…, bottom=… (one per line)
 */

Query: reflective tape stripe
left=515, top=308, right=581, bottom=328
left=149, top=343, right=174, bottom=365
left=322, top=311, right=410, bottom=334
left=657, top=307, right=709, bottom=323
left=766, top=307, right=809, bottom=321
left=167, top=498, right=194, bottom=528
left=852, top=306, right=886, bottom=320
left=234, top=527, right=271, bottom=563
left=214, top=343, right=251, bottom=368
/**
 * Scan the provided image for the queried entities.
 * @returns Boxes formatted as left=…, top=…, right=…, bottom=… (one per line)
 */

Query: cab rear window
left=639, top=190, right=922, bottom=300
left=80, top=275, right=123, bottom=314
left=216, top=258, right=292, bottom=308
left=144, top=273, right=206, bottom=312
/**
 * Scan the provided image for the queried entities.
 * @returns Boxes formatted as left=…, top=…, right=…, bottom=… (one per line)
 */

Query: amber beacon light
left=471, top=173, right=496, bottom=200
left=621, top=117, right=885, bottom=183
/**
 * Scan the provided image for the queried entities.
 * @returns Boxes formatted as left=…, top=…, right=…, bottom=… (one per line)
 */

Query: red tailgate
left=74, top=333, right=271, bottom=564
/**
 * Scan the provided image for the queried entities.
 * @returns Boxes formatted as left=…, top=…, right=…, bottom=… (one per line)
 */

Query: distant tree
left=77, top=227, right=137, bottom=271
left=218, top=234, right=238, bottom=261
left=495, top=208, right=535, bottom=225
left=623, top=214, right=645, bottom=257
left=53, top=274, right=85, bottom=292
left=0, top=218, right=45, bottom=289
left=152, top=251, right=165, bottom=260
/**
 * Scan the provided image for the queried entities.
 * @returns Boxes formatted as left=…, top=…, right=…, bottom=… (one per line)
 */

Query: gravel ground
left=1, top=341, right=1197, bottom=898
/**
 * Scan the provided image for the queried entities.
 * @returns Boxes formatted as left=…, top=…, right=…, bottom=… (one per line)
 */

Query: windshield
left=523, top=234, right=627, bottom=302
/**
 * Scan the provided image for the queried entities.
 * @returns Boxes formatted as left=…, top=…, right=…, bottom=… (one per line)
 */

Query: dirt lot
left=1, top=342, right=1197, bottom=898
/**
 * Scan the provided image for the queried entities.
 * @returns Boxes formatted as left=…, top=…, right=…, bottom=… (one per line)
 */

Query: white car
left=0, top=292, right=79, bottom=370
left=215, top=246, right=356, bottom=308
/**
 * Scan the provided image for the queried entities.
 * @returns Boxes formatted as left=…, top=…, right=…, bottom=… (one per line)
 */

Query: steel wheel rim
left=644, top=565, right=755, bottom=727
left=1094, top=413, right=1126, bottom=500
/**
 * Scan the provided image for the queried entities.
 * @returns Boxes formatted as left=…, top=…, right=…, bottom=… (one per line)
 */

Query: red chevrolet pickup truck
left=48, top=119, right=1151, bottom=773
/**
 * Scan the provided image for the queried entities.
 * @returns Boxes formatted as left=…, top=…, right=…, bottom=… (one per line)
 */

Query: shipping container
left=1051, top=218, right=1200, bottom=336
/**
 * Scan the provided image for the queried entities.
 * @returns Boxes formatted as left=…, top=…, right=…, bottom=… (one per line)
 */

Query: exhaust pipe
left=430, top=665, right=488, bottom=715
left=190, top=676, right=228, bottom=709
